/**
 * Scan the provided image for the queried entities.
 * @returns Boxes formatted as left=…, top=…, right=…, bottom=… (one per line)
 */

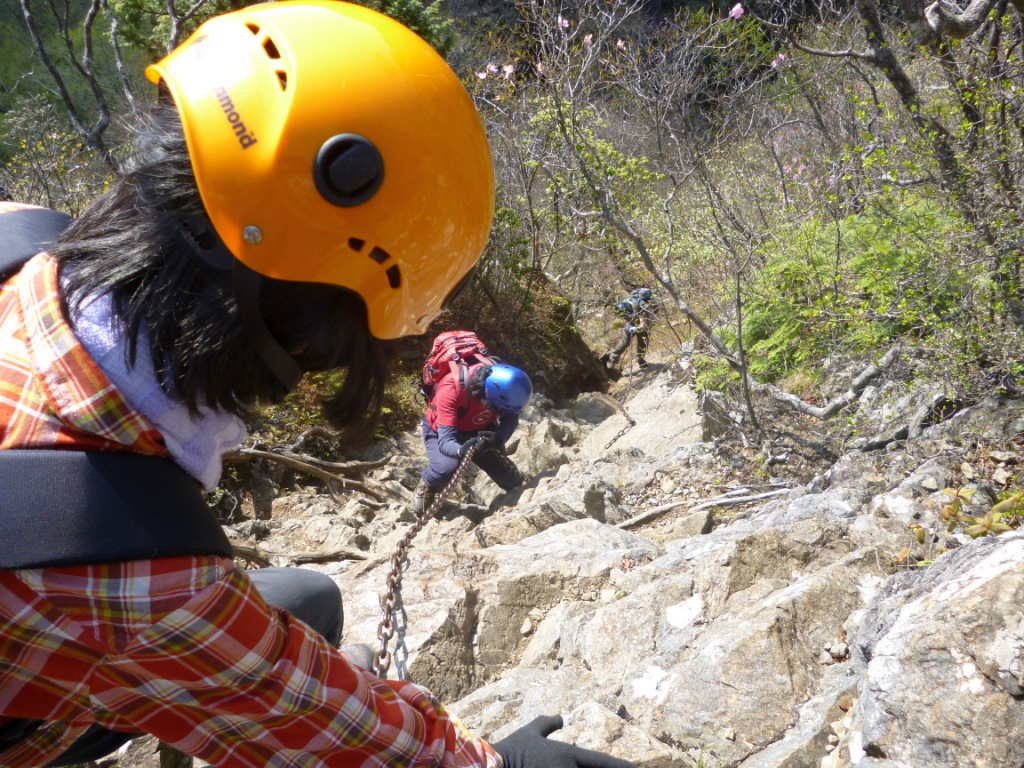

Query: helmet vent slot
left=348, top=238, right=365, bottom=252
left=386, top=265, right=401, bottom=289
left=369, top=246, right=390, bottom=264
left=263, top=37, right=281, bottom=60
left=275, top=70, right=288, bottom=91
left=245, top=22, right=260, bottom=34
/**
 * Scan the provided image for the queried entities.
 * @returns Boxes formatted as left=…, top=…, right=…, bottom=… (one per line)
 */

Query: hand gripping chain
left=373, top=442, right=480, bottom=677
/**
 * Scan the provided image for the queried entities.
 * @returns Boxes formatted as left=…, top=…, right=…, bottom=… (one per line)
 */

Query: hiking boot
left=411, top=480, right=436, bottom=514
left=637, top=359, right=649, bottom=370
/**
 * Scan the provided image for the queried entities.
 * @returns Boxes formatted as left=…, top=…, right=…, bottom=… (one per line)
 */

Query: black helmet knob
left=314, top=134, right=384, bottom=207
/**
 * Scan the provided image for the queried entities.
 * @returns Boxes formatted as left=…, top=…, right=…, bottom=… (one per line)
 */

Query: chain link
left=603, top=408, right=636, bottom=451
left=604, top=351, right=638, bottom=451
left=373, top=443, right=480, bottom=677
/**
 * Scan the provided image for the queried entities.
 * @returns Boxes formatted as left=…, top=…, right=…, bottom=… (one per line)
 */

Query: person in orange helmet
left=0, top=3, right=634, bottom=768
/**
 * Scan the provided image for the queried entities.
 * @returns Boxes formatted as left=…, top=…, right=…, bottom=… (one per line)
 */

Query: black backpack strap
left=456, top=361, right=472, bottom=419
left=0, top=206, right=74, bottom=283
left=455, top=358, right=498, bottom=418
left=0, top=450, right=233, bottom=568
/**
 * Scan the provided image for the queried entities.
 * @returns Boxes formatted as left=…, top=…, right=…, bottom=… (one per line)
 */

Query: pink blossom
left=584, top=33, right=593, bottom=45
left=557, top=15, right=569, bottom=29
left=729, top=3, right=744, bottom=19
left=487, top=63, right=499, bottom=73
left=503, top=64, right=515, bottom=79
left=475, top=71, right=487, bottom=80
left=616, top=38, right=625, bottom=50
left=770, top=53, right=786, bottom=69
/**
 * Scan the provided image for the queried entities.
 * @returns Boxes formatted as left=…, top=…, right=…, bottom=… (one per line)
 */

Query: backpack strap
left=0, top=207, right=74, bottom=283
left=0, top=450, right=233, bottom=568
left=454, top=359, right=498, bottom=419
left=453, top=360, right=471, bottom=418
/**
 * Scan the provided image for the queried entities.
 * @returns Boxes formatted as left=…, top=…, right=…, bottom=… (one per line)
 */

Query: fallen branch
left=618, top=487, right=792, bottom=530
left=687, top=488, right=791, bottom=514
left=232, top=544, right=273, bottom=568
left=617, top=499, right=688, bottom=529
left=751, top=345, right=904, bottom=420
left=233, top=543, right=368, bottom=567
left=290, top=549, right=369, bottom=564
left=223, top=447, right=390, bottom=475
left=222, top=448, right=390, bottom=502
left=618, top=487, right=754, bottom=530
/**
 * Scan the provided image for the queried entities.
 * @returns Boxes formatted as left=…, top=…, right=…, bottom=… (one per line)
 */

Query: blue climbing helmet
left=483, top=364, right=533, bottom=414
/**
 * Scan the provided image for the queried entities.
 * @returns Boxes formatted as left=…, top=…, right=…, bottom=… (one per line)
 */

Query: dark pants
left=609, top=326, right=649, bottom=364
left=39, top=566, right=343, bottom=766
left=420, top=420, right=522, bottom=492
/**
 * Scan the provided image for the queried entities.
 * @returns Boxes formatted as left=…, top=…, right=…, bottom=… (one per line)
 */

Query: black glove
left=493, top=715, right=636, bottom=768
left=476, top=430, right=498, bottom=448
left=457, top=438, right=480, bottom=458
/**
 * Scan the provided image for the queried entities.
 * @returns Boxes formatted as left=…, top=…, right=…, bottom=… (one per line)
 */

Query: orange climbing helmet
left=146, top=0, right=494, bottom=340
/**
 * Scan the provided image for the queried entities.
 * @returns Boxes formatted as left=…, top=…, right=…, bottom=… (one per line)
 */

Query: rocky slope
left=104, top=357, right=1024, bottom=768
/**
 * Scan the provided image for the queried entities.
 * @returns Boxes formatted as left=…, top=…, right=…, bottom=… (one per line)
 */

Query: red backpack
left=420, top=330, right=496, bottom=405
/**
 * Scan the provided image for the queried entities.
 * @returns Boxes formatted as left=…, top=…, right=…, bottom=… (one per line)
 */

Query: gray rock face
left=307, top=377, right=1024, bottom=768
left=848, top=533, right=1024, bottom=767
left=322, top=386, right=1024, bottom=768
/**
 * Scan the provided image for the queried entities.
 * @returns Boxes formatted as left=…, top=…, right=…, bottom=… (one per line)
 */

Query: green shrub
left=736, top=197, right=965, bottom=382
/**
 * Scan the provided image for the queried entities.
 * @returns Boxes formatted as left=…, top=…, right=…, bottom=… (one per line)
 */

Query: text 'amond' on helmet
left=145, top=0, right=495, bottom=340
left=483, top=364, right=533, bottom=415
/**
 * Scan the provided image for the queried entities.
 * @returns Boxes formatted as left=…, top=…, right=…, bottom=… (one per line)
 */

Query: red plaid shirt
left=0, top=204, right=500, bottom=768
left=0, top=204, right=166, bottom=454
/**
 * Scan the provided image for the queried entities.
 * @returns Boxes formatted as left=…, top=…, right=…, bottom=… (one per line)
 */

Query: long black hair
left=52, top=98, right=389, bottom=444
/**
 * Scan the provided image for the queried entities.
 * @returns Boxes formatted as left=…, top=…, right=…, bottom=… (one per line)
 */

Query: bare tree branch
left=232, top=543, right=368, bottom=567
left=101, top=0, right=138, bottom=109
left=19, top=0, right=116, bottom=167
left=751, top=345, right=905, bottom=419
left=222, top=448, right=391, bottom=503
left=618, top=486, right=792, bottom=529
left=164, top=0, right=210, bottom=53
left=924, top=0, right=1001, bottom=39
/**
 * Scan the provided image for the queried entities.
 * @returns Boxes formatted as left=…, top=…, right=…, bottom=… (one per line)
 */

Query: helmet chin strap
left=177, top=213, right=303, bottom=392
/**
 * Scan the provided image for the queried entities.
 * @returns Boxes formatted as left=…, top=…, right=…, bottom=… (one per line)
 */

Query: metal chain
left=373, top=443, right=480, bottom=677
left=601, top=301, right=664, bottom=450
left=603, top=404, right=636, bottom=451
left=604, top=346, right=638, bottom=451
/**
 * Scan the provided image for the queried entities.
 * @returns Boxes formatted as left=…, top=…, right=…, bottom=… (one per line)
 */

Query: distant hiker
left=605, top=287, right=657, bottom=370
left=0, top=3, right=632, bottom=767
left=414, top=359, right=533, bottom=513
